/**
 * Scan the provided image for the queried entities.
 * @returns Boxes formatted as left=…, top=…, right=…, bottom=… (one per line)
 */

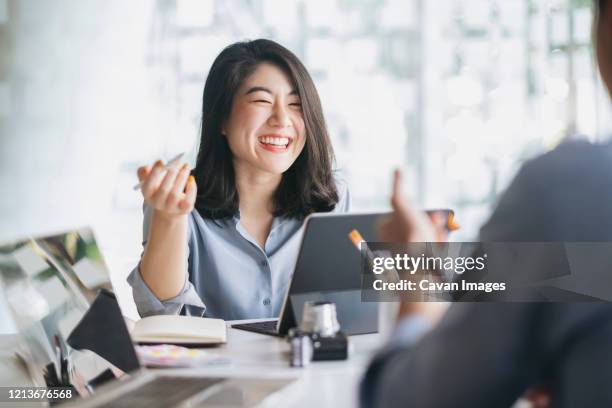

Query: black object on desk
left=310, top=331, right=348, bottom=361
left=67, top=289, right=140, bottom=374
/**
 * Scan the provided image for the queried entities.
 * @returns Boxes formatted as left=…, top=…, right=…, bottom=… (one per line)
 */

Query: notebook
left=130, top=315, right=227, bottom=345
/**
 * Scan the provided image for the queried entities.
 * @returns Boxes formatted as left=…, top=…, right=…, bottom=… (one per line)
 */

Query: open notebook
left=130, top=315, right=227, bottom=345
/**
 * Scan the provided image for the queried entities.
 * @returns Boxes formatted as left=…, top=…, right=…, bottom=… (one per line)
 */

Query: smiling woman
left=195, top=40, right=339, bottom=220
left=215, top=62, right=308, bottom=208
left=237, top=74, right=303, bottom=157
left=128, top=39, right=350, bottom=320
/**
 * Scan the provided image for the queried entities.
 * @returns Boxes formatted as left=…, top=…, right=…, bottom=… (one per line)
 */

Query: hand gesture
left=378, top=170, right=450, bottom=322
left=378, top=170, right=447, bottom=243
left=136, top=159, right=197, bottom=218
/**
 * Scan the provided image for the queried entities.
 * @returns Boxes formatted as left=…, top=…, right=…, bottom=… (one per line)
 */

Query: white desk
left=0, top=321, right=385, bottom=407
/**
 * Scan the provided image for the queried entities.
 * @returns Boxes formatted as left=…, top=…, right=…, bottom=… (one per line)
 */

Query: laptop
left=232, top=212, right=386, bottom=337
left=0, top=228, right=293, bottom=407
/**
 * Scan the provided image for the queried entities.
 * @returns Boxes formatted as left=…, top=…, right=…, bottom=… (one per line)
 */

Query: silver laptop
left=0, top=228, right=292, bottom=407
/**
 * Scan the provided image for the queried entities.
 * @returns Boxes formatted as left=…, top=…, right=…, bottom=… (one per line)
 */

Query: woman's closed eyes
left=250, top=99, right=302, bottom=109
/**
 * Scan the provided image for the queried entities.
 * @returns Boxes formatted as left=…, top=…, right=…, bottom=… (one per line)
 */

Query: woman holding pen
left=128, top=39, right=349, bottom=320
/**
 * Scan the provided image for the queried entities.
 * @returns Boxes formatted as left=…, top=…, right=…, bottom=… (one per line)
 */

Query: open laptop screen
left=0, top=228, right=122, bottom=389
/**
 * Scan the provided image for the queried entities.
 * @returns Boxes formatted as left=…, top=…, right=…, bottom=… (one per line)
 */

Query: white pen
left=133, top=152, right=186, bottom=191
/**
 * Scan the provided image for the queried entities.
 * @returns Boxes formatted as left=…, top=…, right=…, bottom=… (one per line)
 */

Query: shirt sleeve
left=360, top=316, right=432, bottom=407
left=388, top=315, right=433, bottom=347
left=126, top=204, right=206, bottom=317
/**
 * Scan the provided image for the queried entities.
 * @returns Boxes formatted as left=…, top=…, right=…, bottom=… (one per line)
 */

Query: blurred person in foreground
left=361, top=1, right=612, bottom=407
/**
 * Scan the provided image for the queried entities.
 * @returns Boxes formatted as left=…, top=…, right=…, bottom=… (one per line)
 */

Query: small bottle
left=288, top=328, right=313, bottom=367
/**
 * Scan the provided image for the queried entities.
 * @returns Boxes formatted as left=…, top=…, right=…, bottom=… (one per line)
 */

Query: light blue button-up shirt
left=127, top=179, right=350, bottom=320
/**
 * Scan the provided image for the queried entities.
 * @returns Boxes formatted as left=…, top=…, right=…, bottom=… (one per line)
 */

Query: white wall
left=0, top=0, right=163, bottom=320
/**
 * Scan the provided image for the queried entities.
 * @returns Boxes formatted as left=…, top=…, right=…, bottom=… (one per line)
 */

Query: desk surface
left=0, top=320, right=385, bottom=407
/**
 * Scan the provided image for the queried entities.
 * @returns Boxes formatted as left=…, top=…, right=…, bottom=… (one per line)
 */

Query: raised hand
left=378, top=170, right=450, bottom=322
left=136, top=159, right=197, bottom=217
left=378, top=169, right=447, bottom=243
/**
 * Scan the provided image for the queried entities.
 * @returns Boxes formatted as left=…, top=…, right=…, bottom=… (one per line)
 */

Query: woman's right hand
left=137, top=160, right=197, bottom=218
left=378, top=170, right=447, bottom=243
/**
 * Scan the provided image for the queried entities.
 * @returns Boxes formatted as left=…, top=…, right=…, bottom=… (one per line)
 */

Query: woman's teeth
left=259, top=137, right=289, bottom=147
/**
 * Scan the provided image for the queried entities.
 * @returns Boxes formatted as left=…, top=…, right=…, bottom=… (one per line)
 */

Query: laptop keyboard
left=99, top=376, right=224, bottom=407
left=231, top=320, right=281, bottom=336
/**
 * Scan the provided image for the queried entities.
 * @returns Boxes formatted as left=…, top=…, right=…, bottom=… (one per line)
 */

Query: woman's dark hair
left=596, top=0, right=609, bottom=36
left=192, top=39, right=339, bottom=219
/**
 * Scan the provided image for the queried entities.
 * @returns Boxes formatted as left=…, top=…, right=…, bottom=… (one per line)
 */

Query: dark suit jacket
left=361, top=140, right=612, bottom=408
